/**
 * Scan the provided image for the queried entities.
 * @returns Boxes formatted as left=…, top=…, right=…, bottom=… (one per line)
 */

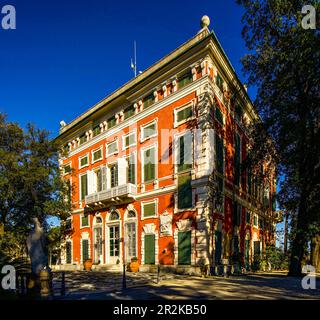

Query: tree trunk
left=311, top=235, right=320, bottom=272
left=288, top=192, right=308, bottom=276
left=284, top=211, right=289, bottom=254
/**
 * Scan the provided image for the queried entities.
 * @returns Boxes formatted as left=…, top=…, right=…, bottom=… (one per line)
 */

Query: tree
left=237, top=0, right=320, bottom=275
left=0, top=113, right=72, bottom=260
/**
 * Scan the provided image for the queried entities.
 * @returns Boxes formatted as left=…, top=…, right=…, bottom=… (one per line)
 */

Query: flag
left=131, top=59, right=135, bottom=70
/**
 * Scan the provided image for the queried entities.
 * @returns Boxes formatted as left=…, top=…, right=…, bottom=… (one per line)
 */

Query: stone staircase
left=91, top=264, right=122, bottom=272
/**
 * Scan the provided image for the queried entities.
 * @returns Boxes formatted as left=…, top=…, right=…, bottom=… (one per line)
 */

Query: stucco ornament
left=159, top=211, right=172, bottom=236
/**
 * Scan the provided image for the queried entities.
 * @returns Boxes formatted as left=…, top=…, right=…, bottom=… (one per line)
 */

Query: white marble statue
left=26, top=218, right=49, bottom=275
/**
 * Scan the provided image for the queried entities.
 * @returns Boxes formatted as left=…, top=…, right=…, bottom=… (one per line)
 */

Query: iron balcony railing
left=85, top=183, right=137, bottom=205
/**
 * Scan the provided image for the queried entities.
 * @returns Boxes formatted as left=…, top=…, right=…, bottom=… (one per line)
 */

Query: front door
left=93, top=227, right=103, bottom=264
left=108, top=224, right=120, bottom=264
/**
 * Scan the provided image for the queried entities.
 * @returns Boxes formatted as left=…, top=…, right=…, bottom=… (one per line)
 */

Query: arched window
left=127, top=211, right=136, bottom=219
left=95, top=217, right=102, bottom=224
left=109, top=211, right=120, bottom=221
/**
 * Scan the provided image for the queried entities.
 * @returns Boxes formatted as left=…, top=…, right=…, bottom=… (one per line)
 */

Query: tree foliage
left=0, top=113, right=71, bottom=259
left=237, top=0, right=320, bottom=275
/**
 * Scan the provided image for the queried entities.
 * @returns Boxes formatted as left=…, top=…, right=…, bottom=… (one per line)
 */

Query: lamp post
left=122, top=237, right=126, bottom=290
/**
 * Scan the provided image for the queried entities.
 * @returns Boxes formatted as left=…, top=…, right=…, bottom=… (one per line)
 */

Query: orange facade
left=57, top=23, right=277, bottom=274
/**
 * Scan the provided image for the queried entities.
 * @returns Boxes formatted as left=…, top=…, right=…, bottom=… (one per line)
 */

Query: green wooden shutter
left=178, top=174, right=192, bottom=209
left=215, top=107, right=224, bottom=124
left=234, top=133, right=241, bottom=186
left=144, top=148, right=155, bottom=182
left=215, top=231, right=222, bottom=264
left=66, top=242, right=72, bottom=264
left=254, top=241, right=261, bottom=256
left=81, top=174, right=88, bottom=200
left=82, top=239, right=89, bottom=262
left=144, top=234, right=155, bottom=264
left=143, top=203, right=156, bottom=218
left=178, top=231, right=191, bottom=265
left=215, top=134, right=224, bottom=174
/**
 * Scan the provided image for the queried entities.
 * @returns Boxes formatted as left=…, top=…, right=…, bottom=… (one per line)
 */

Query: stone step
left=91, top=264, right=122, bottom=272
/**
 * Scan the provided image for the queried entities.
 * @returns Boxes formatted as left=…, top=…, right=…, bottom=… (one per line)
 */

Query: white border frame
left=141, top=142, right=158, bottom=183
left=106, top=139, right=119, bottom=157
left=91, top=146, right=103, bottom=164
left=79, top=153, right=89, bottom=169
left=140, top=119, right=158, bottom=143
left=122, top=130, right=137, bottom=151
left=141, top=198, right=158, bottom=220
left=173, top=101, right=195, bottom=128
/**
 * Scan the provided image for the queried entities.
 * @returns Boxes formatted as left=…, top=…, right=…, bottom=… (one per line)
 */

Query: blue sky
left=0, top=0, right=255, bottom=137
left=1, top=0, right=285, bottom=235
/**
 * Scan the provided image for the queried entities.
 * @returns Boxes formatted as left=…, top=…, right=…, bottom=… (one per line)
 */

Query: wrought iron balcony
left=85, top=183, right=137, bottom=207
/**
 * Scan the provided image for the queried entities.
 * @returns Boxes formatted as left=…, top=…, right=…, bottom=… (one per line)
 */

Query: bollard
left=61, top=272, right=66, bottom=296
left=122, top=264, right=126, bottom=290
left=39, top=270, right=50, bottom=297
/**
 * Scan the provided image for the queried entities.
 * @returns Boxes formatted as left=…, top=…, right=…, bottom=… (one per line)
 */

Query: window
left=79, top=134, right=87, bottom=145
left=177, top=173, right=192, bottom=209
left=79, top=154, right=89, bottom=169
left=254, top=215, right=258, bottom=227
left=127, top=210, right=136, bottom=218
left=66, top=241, right=72, bottom=264
left=246, top=211, right=251, bottom=224
left=81, top=215, right=89, bottom=228
left=177, top=133, right=192, bottom=173
left=141, top=121, right=157, bottom=141
left=107, top=116, right=116, bottom=129
left=126, top=154, right=136, bottom=184
left=107, top=140, right=118, bottom=156
left=82, top=239, right=89, bottom=262
left=235, top=103, right=243, bottom=122
left=92, top=125, right=101, bottom=137
left=234, top=133, right=241, bottom=186
left=175, top=104, right=193, bottom=126
left=178, top=71, right=193, bottom=89
left=143, top=93, right=155, bottom=109
left=233, top=202, right=241, bottom=226
left=143, top=147, right=156, bottom=182
left=215, top=134, right=224, bottom=174
left=92, top=148, right=103, bottom=163
left=63, top=164, right=71, bottom=175
left=123, top=132, right=136, bottom=149
left=126, top=222, right=137, bottom=260
left=110, top=163, right=118, bottom=188
left=142, top=201, right=157, bottom=218
left=178, top=231, right=191, bottom=265
left=80, top=174, right=88, bottom=201
left=94, top=169, right=103, bottom=192
left=109, top=210, right=120, bottom=221
left=124, top=105, right=135, bottom=119
left=215, top=107, right=224, bottom=124
left=248, top=168, right=252, bottom=195
left=216, top=73, right=224, bottom=92
left=215, top=176, right=224, bottom=212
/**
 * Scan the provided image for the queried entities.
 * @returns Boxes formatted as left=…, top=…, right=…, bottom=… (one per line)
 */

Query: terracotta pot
left=129, top=261, right=139, bottom=273
left=84, top=259, right=93, bottom=271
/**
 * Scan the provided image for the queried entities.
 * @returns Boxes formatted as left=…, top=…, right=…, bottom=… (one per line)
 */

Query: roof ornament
left=201, top=15, right=210, bottom=29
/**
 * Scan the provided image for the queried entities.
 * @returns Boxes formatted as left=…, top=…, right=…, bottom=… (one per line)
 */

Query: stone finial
left=201, top=15, right=210, bottom=29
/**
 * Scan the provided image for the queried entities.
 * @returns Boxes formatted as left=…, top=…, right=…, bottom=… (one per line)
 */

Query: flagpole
left=134, top=40, right=137, bottom=77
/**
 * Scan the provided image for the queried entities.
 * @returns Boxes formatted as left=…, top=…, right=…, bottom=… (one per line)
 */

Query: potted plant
left=129, top=257, right=139, bottom=272
left=84, top=258, right=93, bottom=271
